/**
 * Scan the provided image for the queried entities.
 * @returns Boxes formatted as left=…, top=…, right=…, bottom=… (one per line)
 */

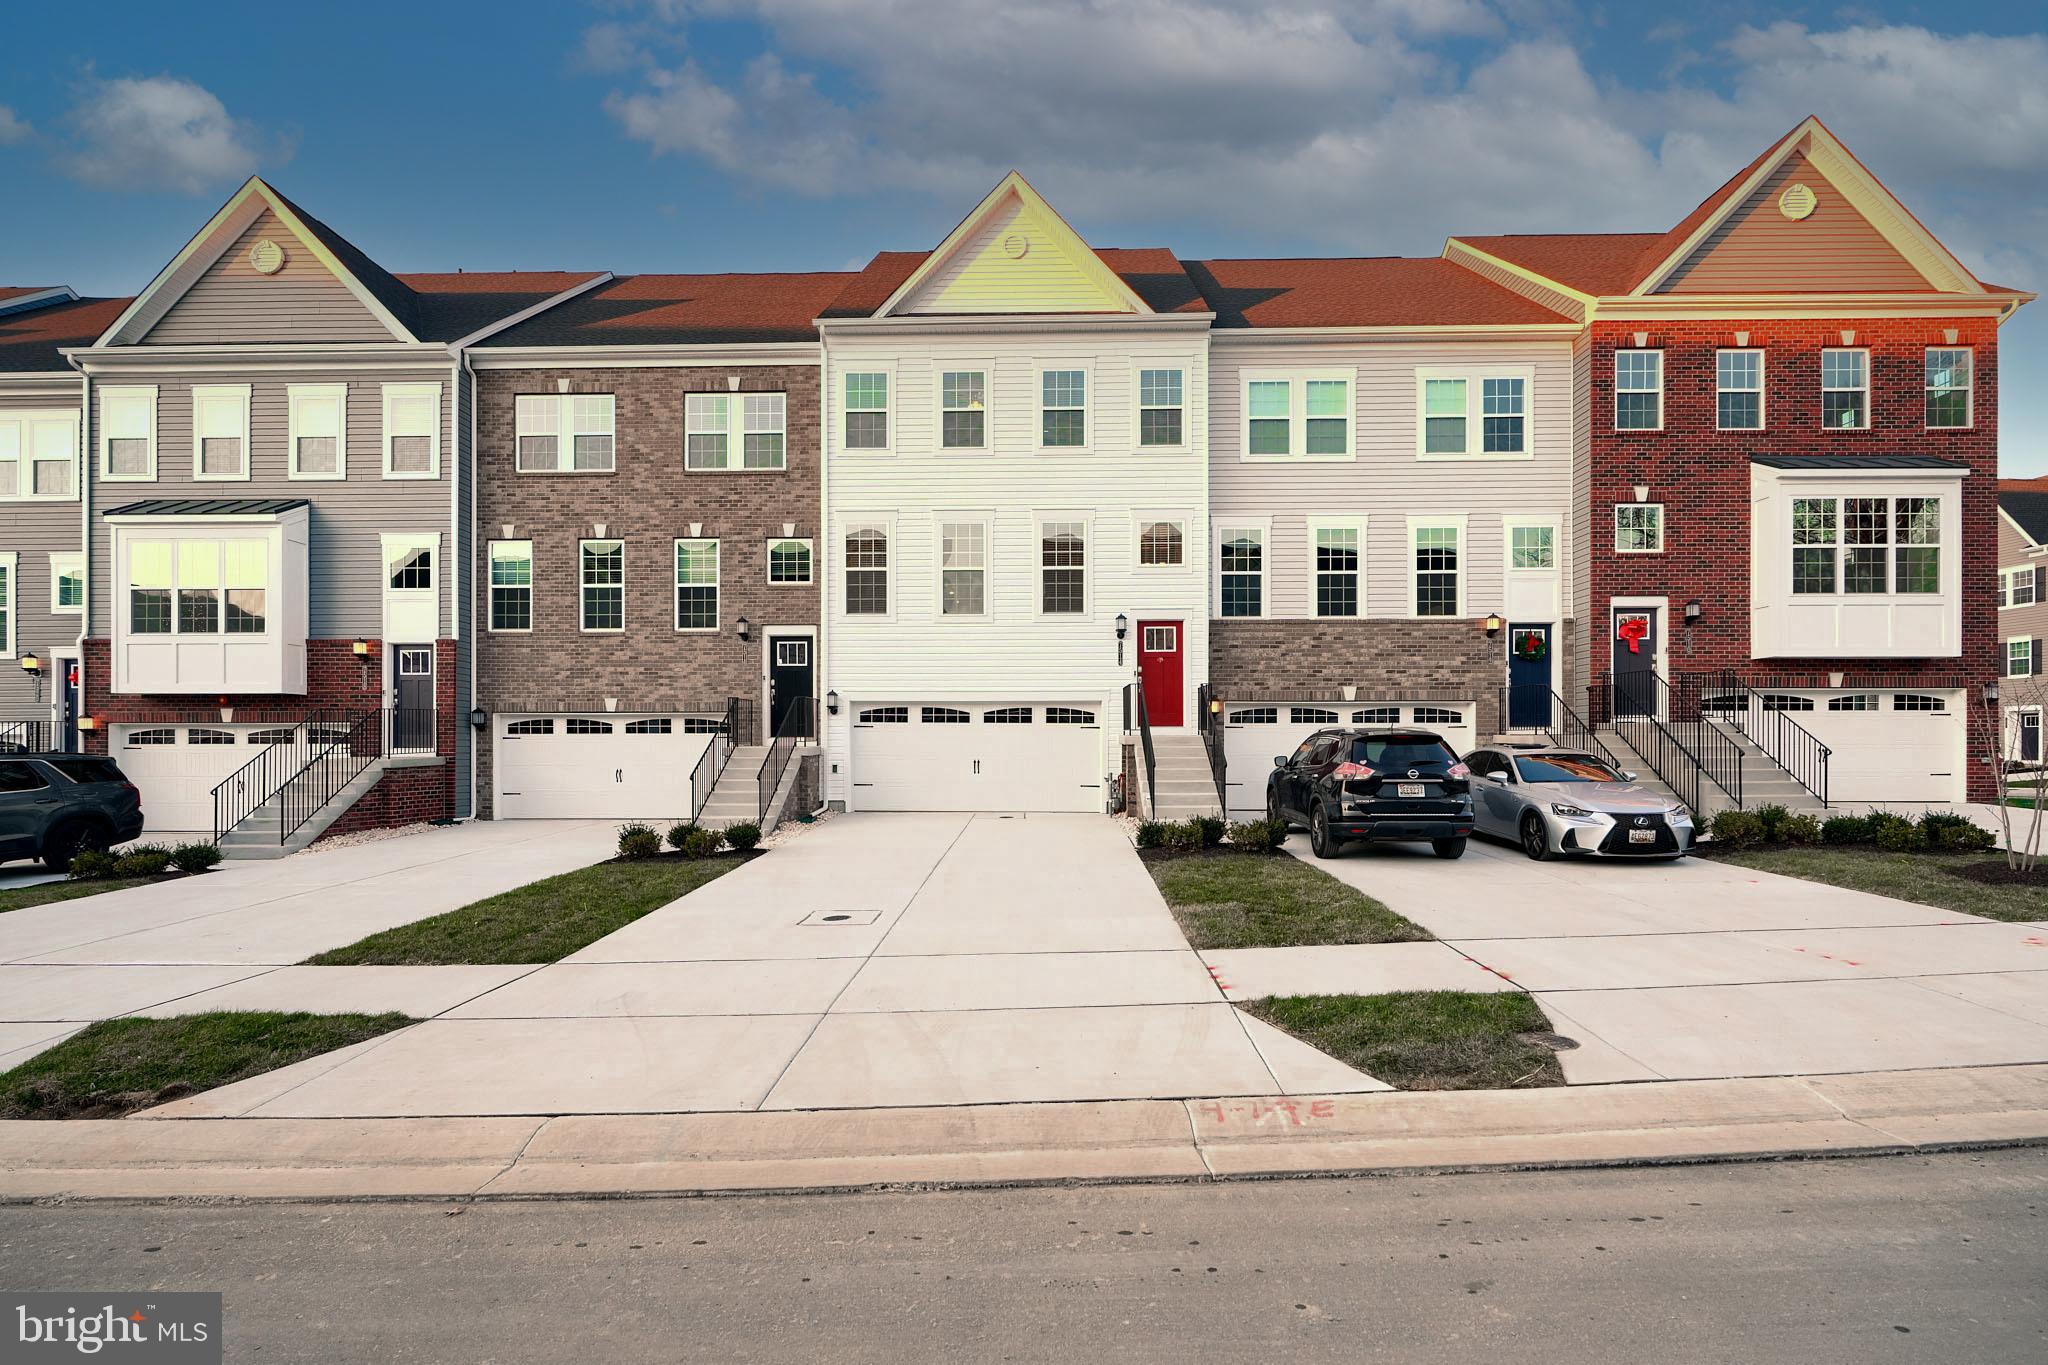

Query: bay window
left=1791, top=496, right=1940, bottom=595
left=126, top=539, right=267, bottom=636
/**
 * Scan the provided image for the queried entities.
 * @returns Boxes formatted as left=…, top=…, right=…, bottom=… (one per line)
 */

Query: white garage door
left=1221, top=702, right=1475, bottom=819
left=115, top=723, right=279, bottom=830
left=496, top=715, right=713, bottom=820
left=1726, top=690, right=1965, bottom=805
left=851, top=703, right=1104, bottom=812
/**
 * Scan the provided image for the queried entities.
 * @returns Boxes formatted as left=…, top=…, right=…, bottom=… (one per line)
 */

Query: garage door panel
left=852, top=703, right=1101, bottom=812
left=115, top=724, right=264, bottom=830
left=1765, top=692, right=1964, bottom=804
left=497, top=716, right=711, bottom=819
left=1222, top=703, right=1474, bottom=820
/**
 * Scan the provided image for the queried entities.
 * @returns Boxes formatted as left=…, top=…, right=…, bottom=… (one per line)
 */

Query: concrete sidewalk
left=1, top=1063, right=2041, bottom=1202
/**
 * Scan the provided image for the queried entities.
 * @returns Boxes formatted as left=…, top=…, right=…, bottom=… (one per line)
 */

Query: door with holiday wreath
left=1507, top=624, right=1552, bottom=728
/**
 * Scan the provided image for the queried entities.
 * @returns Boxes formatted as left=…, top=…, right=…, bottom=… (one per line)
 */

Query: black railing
left=212, top=706, right=340, bottom=843
left=1499, top=684, right=1621, bottom=771
left=212, top=707, right=427, bottom=846
left=687, top=697, right=744, bottom=822
left=1195, top=683, right=1227, bottom=812
left=0, top=720, right=57, bottom=753
left=1130, top=670, right=1157, bottom=817
left=1589, top=672, right=1743, bottom=814
left=756, top=693, right=816, bottom=824
left=1685, top=669, right=1831, bottom=808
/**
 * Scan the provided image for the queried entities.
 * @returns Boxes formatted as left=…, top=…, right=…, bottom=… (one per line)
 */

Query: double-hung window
left=1791, top=496, right=1940, bottom=594
left=100, top=387, right=156, bottom=480
left=580, top=539, right=624, bottom=632
left=1137, top=368, right=1183, bottom=446
left=1313, top=523, right=1360, bottom=617
left=515, top=392, right=608, bottom=473
left=2001, top=567, right=2039, bottom=609
left=1040, top=520, right=1086, bottom=614
left=1821, top=349, right=1868, bottom=429
left=49, top=553, right=83, bottom=613
left=1219, top=528, right=1264, bottom=618
left=2008, top=639, right=2035, bottom=678
left=844, top=522, right=890, bottom=615
left=674, top=539, right=719, bottom=631
left=488, top=541, right=532, bottom=631
left=939, top=371, right=986, bottom=450
left=127, top=539, right=266, bottom=636
left=1244, top=372, right=1351, bottom=459
left=939, top=521, right=986, bottom=616
left=1418, top=371, right=1528, bottom=457
left=843, top=373, right=889, bottom=450
left=1413, top=524, right=1460, bottom=617
left=0, top=411, right=77, bottom=500
left=685, top=392, right=786, bottom=470
left=288, top=384, right=346, bottom=479
left=1615, top=504, right=1664, bottom=553
left=192, top=385, right=251, bottom=480
left=1925, top=349, right=1972, bottom=429
left=1717, top=350, right=1763, bottom=430
left=767, top=538, right=812, bottom=585
left=1040, top=369, right=1087, bottom=448
left=382, top=383, right=441, bottom=477
left=1614, top=351, right=1662, bottom=430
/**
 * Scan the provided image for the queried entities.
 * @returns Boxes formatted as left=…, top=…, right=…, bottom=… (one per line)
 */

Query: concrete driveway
left=0, top=820, right=620, bottom=1069
left=146, top=814, right=1379, bottom=1118
left=1271, top=836, right=2048, bottom=1084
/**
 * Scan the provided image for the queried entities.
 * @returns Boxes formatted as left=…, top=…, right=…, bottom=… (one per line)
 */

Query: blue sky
left=4, top=0, right=2045, bottom=469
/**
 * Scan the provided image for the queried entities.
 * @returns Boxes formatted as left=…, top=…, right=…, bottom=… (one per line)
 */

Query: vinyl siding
left=87, top=366, right=455, bottom=639
left=0, top=389, right=86, bottom=719
left=898, top=195, right=1135, bottom=315
left=139, top=207, right=396, bottom=346
left=1998, top=513, right=2048, bottom=671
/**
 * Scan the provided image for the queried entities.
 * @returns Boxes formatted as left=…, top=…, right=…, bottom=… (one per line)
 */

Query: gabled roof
left=1444, top=233, right=1665, bottom=298
left=1185, top=257, right=1573, bottom=329
left=0, top=295, right=133, bottom=373
left=2000, top=490, right=2048, bottom=547
left=396, top=272, right=612, bottom=344
left=481, top=272, right=858, bottom=347
left=820, top=247, right=1205, bottom=321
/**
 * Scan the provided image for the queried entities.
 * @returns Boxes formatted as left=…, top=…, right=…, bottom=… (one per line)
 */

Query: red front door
left=1137, top=621, right=1183, bottom=727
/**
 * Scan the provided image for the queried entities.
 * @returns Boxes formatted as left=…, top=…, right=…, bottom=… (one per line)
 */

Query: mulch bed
left=1938, top=860, right=2048, bottom=888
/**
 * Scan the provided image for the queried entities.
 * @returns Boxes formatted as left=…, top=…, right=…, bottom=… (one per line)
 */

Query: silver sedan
left=1464, top=746, right=1695, bottom=860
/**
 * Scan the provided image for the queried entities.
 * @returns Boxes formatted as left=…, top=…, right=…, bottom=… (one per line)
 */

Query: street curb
left=2, top=1064, right=2044, bottom=1204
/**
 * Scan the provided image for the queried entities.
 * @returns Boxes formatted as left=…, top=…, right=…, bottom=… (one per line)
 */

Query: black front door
left=1612, top=608, right=1659, bottom=718
left=60, top=659, right=79, bottom=753
left=2022, top=710, right=2042, bottom=764
left=767, top=636, right=815, bottom=739
left=1507, top=624, right=1552, bottom=728
left=393, top=646, right=435, bottom=751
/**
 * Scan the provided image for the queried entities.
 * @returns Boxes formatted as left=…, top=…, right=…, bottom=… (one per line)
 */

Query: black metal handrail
left=1499, top=684, right=1621, bottom=772
left=1685, top=669, right=1831, bottom=807
left=1195, top=682, right=1227, bottom=812
left=687, top=696, right=744, bottom=822
left=212, top=706, right=343, bottom=843
left=1130, top=670, right=1157, bottom=818
left=756, top=693, right=816, bottom=824
left=276, top=708, right=415, bottom=846
left=1589, top=672, right=1743, bottom=814
left=0, top=719, right=57, bottom=754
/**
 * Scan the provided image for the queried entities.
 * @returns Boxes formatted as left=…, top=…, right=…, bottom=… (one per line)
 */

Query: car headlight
left=1550, top=802, right=1596, bottom=819
left=1668, top=807, right=1694, bottom=823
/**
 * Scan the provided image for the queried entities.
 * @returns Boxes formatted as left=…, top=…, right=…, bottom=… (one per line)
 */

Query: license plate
left=1397, top=783, right=1426, bottom=798
left=1628, top=828, right=1656, bottom=844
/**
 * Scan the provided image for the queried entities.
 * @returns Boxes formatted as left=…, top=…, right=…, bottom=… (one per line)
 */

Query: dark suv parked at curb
left=1267, top=728, right=1473, bottom=860
left=0, top=755, right=146, bottom=870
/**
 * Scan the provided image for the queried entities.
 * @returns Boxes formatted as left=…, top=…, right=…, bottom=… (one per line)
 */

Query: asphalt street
left=3, top=1148, right=2043, bottom=1363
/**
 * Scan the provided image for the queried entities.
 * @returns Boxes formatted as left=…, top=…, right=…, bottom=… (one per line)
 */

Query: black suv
left=0, top=754, right=146, bottom=869
left=1267, top=728, right=1473, bottom=860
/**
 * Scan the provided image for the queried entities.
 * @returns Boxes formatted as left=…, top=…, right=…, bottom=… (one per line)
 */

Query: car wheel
left=42, top=818, right=111, bottom=872
left=1309, top=805, right=1338, bottom=859
left=1432, top=836, right=1467, bottom=860
left=1519, top=811, right=1551, bottom=861
left=1267, top=787, right=1291, bottom=832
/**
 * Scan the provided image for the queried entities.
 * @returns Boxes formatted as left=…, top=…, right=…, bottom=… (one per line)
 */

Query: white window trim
left=190, top=384, right=252, bottom=482
left=48, top=552, right=83, bottom=614
left=1036, top=362, right=1093, bottom=454
left=766, top=537, right=814, bottom=587
left=841, top=515, right=896, bottom=621
left=579, top=538, right=625, bottom=634
left=2001, top=566, right=2039, bottom=610
left=1407, top=515, right=1467, bottom=620
left=2006, top=638, right=2034, bottom=678
left=98, top=385, right=157, bottom=482
left=1035, top=513, right=1092, bottom=619
left=685, top=390, right=784, bottom=472
left=1785, top=492, right=1943, bottom=598
left=1241, top=368, right=1356, bottom=462
left=1134, top=511, right=1190, bottom=572
left=1926, top=346, right=1974, bottom=430
left=380, top=531, right=438, bottom=595
left=1414, top=366, right=1534, bottom=462
left=1503, top=517, right=1559, bottom=575
left=1615, top=502, right=1665, bottom=555
left=673, top=537, right=720, bottom=634
left=1130, top=362, right=1189, bottom=451
left=932, top=362, right=992, bottom=453
left=287, top=383, right=348, bottom=481
left=0, top=410, right=79, bottom=504
left=1215, top=520, right=1271, bottom=621
left=487, top=539, right=533, bottom=634
left=1714, top=349, right=1766, bottom=432
left=1306, top=516, right=1366, bottom=618
left=1613, top=349, right=1664, bottom=432
left=0, top=551, right=16, bottom=658
left=381, top=382, right=442, bottom=480
left=1820, top=347, right=1871, bottom=432
left=841, top=369, right=894, bottom=457
left=935, top=514, right=993, bottom=621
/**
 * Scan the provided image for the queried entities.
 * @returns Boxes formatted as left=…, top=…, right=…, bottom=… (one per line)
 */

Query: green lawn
left=1710, top=846, right=2047, bottom=924
left=0, top=1012, right=414, bottom=1119
left=1244, top=991, right=1565, bottom=1090
left=0, top=876, right=165, bottom=915
left=1146, top=850, right=1429, bottom=948
left=306, top=854, right=750, bottom=965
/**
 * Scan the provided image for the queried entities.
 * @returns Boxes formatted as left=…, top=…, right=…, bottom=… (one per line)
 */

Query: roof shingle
left=0, top=296, right=132, bottom=373
left=1185, top=257, right=1574, bottom=328
left=480, top=272, right=858, bottom=347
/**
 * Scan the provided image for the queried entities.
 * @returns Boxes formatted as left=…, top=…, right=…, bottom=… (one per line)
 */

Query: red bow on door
left=1616, top=616, right=1649, bottom=654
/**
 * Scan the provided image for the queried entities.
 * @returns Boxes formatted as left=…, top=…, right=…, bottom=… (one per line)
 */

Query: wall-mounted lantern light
left=1483, top=613, right=1504, bottom=639
left=352, top=638, right=371, bottom=656
left=1684, top=600, right=1703, bottom=626
left=468, top=707, right=487, bottom=730
left=1115, top=613, right=1130, bottom=666
left=825, top=689, right=840, bottom=716
left=736, top=615, right=752, bottom=642
left=20, top=654, right=40, bottom=676
left=1984, top=680, right=2002, bottom=706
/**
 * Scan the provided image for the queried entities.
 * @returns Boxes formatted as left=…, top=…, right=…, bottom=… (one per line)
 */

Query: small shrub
left=111, top=844, right=173, bottom=878
left=617, top=822, right=662, bottom=860
left=1135, top=821, right=1166, bottom=849
left=723, top=822, right=762, bottom=852
left=1777, top=813, right=1822, bottom=846
left=1874, top=817, right=1923, bottom=853
left=1194, top=815, right=1225, bottom=848
left=1162, top=819, right=1204, bottom=853
left=1709, top=809, right=1765, bottom=849
left=1821, top=815, right=1872, bottom=845
left=666, top=822, right=696, bottom=852
left=169, top=842, right=223, bottom=874
left=1749, top=802, right=1790, bottom=842
left=66, top=850, right=120, bottom=881
left=1227, top=819, right=1287, bottom=852
left=1919, top=812, right=1993, bottom=852
left=679, top=825, right=726, bottom=859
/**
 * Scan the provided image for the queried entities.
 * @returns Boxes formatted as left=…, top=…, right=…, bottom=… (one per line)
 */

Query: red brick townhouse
left=1447, top=117, right=2031, bottom=805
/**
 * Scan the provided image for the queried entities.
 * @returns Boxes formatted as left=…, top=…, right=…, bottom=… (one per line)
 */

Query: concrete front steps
left=1593, top=723, right=1827, bottom=819
left=1148, top=731, right=1222, bottom=821
left=694, top=745, right=769, bottom=830
left=218, top=754, right=409, bottom=860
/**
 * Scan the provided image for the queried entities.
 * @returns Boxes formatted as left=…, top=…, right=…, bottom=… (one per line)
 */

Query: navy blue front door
left=1507, top=624, right=1552, bottom=728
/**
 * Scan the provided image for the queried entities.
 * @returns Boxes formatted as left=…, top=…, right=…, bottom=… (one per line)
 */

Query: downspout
left=816, top=325, right=831, bottom=811
left=73, top=361, right=91, bottom=749
left=460, top=347, right=479, bottom=822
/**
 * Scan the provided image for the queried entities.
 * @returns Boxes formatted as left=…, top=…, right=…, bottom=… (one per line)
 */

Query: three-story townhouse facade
left=1998, top=480, right=2048, bottom=766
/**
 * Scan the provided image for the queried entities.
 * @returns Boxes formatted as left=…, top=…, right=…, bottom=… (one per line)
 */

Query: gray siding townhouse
left=1999, top=482, right=2048, bottom=765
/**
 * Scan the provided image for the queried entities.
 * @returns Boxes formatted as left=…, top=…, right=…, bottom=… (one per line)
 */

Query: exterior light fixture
left=19, top=654, right=40, bottom=675
left=825, top=689, right=840, bottom=716
left=1483, top=613, right=1504, bottom=638
left=1984, top=680, right=2002, bottom=705
left=1114, top=614, right=1130, bottom=641
left=736, top=616, right=752, bottom=641
left=468, top=707, right=487, bottom=730
left=76, top=716, right=98, bottom=731
left=352, top=638, right=371, bottom=656
left=1684, top=600, right=1703, bottom=625
left=1209, top=697, right=1223, bottom=715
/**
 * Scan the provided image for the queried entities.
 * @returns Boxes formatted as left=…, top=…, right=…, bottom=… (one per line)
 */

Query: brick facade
left=1208, top=618, right=1503, bottom=737
left=471, top=365, right=821, bottom=818
left=1583, top=316, right=1999, bottom=796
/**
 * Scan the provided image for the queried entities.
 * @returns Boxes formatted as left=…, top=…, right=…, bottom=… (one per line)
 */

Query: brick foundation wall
left=314, top=763, right=453, bottom=842
left=1208, top=618, right=1503, bottom=736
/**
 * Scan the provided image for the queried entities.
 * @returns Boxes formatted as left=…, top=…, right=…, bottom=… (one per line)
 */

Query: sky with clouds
left=2, top=0, right=2045, bottom=468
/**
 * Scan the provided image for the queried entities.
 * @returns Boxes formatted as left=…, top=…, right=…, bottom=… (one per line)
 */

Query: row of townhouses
left=0, top=117, right=2027, bottom=852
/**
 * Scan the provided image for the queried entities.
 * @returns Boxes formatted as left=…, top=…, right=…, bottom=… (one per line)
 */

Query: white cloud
left=61, top=75, right=278, bottom=194
left=0, top=106, right=30, bottom=145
